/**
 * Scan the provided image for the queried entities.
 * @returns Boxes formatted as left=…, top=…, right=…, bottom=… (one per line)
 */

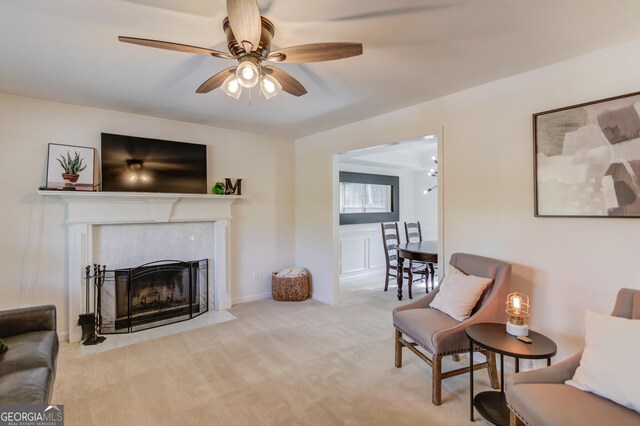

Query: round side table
left=466, top=323, right=557, bottom=426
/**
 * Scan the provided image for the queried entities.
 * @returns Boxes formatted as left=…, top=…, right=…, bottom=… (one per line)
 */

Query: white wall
left=0, top=93, right=295, bottom=336
left=295, top=38, right=640, bottom=358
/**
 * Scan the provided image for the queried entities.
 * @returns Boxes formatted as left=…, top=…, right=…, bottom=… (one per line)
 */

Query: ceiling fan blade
left=196, top=67, right=236, bottom=93
left=266, top=43, right=363, bottom=63
left=263, top=66, right=307, bottom=97
left=118, top=36, right=234, bottom=59
left=226, top=0, right=262, bottom=53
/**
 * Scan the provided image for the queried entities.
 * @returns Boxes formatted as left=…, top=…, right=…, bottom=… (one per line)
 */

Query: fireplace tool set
left=78, top=264, right=107, bottom=346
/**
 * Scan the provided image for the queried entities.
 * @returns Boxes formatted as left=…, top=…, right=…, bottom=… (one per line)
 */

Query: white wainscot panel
left=340, top=238, right=367, bottom=274
left=368, top=235, right=386, bottom=269
left=339, top=226, right=386, bottom=279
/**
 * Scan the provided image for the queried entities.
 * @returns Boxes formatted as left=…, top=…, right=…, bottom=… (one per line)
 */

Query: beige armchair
left=393, top=252, right=512, bottom=405
left=506, top=288, right=640, bottom=426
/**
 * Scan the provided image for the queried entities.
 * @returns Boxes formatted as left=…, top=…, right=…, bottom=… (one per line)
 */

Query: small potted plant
left=57, top=151, right=87, bottom=188
left=212, top=181, right=225, bottom=194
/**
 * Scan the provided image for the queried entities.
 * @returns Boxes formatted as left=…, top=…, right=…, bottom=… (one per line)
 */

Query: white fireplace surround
left=39, top=191, right=245, bottom=343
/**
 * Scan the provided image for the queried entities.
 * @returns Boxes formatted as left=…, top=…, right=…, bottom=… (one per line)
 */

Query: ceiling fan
left=119, top=0, right=363, bottom=100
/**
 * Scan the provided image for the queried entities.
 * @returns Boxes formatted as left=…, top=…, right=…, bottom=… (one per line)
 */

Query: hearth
left=91, top=260, right=208, bottom=334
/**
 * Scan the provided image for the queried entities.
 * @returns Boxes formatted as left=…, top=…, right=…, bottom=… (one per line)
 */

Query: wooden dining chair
left=404, top=221, right=436, bottom=290
left=381, top=222, right=427, bottom=298
left=404, top=221, right=422, bottom=243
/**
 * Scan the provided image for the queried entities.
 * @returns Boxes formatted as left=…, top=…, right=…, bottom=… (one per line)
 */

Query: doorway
left=334, top=134, right=442, bottom=300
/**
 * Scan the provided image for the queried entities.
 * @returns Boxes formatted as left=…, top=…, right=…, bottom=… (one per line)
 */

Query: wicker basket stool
left=272, top=268, right=309, bottom=301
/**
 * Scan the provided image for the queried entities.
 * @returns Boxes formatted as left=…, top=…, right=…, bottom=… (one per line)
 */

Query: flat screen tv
left=101, top=133, right=207, bottom=194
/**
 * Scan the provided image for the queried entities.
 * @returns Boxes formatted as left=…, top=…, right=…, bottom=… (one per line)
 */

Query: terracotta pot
left=62, top=173, right=79, bottom=183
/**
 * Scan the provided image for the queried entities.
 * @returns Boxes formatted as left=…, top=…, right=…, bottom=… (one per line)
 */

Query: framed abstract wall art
left=45, top=143, right=95, bottom=191
left=534, top=91, right=640, bottom=217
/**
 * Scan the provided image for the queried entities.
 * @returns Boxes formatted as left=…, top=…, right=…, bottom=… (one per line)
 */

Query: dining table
left=396, top=241, right=438, bottom=300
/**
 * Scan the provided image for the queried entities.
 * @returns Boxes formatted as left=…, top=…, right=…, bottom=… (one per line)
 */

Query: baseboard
left=59, top=331, right=69, bottom=343
left=228, top=290, right=332, bottom=306
left=311, top=292, right=331, bottom=304
left=232, top=291, right=272, bottom=305
left=340, top=267, right=385, bottom=282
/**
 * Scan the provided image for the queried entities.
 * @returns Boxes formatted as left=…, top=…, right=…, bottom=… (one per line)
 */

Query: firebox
left=94, top=260, right=208, bottom=334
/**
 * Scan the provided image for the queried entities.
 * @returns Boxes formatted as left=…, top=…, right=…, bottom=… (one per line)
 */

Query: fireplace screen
left=95, top=260, right=208, bottom=334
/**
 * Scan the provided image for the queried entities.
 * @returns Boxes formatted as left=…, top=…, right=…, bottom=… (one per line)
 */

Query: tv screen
left=101, top=133, right=207, bottom=194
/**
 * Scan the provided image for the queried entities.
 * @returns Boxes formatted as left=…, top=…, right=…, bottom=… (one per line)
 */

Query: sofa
left=0, top=305, right=59, bottom=404
left=506, top=288, right=640, bottom=426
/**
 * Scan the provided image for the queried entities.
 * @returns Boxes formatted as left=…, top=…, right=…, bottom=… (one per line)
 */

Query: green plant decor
left=0, top=338, right=7, bottom=354
left=212, top=182, right=225, bottom=194
left=57, top=151, right=87, bottom=175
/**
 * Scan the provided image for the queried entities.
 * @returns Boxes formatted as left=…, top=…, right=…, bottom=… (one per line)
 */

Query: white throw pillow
left=429, top=264, right=493, bottom=321
left=566, top=310, right=640, bottom=412
left=277, top=267, right=307, bottom=278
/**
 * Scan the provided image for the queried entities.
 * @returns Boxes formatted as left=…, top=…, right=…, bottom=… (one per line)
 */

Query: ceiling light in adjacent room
left=424, top=155, right=438, bottom=194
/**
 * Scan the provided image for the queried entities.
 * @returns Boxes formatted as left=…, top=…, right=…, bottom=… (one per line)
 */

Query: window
left=339, top=172, right=399, bottom=225
left=340, top=183, right=392, bottom=213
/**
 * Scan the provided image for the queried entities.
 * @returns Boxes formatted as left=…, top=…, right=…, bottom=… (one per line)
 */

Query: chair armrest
left=0, top=305, right=57, bottom=338
left=392, top=287, right=440, bottom=315
left=507, top=351, right=582, bottom=386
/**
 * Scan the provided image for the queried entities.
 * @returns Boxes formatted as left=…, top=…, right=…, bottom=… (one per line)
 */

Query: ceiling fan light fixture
left=260, top=74, right=282, bottom=99
left=235, top=56, right=260, bottom=88
left=119, top=1, right=363, bottom=101
left=221, top=74, right=243, bottom=99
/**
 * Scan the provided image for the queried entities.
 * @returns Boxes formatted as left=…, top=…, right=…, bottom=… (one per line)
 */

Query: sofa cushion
left=508, top=383, right=640, bottom=426
left=0, top=367, right=53, bottom=405
left=393, top=307, right=460, bottom=354
left=566, top=310, right=640, bottom=412
left=0, top=331, right=58, bottom=376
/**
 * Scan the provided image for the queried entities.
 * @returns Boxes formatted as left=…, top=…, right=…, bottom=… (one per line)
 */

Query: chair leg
left=429, top=263, right=436, bottom=288
left=486, top=351, right=500, bottom=389
left=384, top=269, right=389, bottom=292
left=452, top=354, right=460, bottom=362
left=510, top=410, right=525, bottom=426
left=432, top=355, right=442, bottom=405
left=408, top=270, right=413, bottom=299
left=394, top=330, right=402, bottom=368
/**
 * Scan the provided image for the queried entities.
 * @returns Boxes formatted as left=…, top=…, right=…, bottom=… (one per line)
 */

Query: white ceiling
left=2, top=0, right=640, bottom=138
left=339, top=136, right=437, bottom=170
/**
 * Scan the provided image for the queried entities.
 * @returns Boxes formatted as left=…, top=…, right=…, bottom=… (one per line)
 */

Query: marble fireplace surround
left=39, top=191, right=245, bottom=343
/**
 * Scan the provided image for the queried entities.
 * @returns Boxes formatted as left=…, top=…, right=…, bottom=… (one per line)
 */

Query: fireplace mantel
left=39, top=190, right=246, bottom=343
left=38, top=190, right=246, bottom=223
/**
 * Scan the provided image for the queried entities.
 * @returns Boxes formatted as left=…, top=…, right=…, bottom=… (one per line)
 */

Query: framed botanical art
left=45, top=143, right=95, bottom=191
left=534, top=91, right=640, bottom=217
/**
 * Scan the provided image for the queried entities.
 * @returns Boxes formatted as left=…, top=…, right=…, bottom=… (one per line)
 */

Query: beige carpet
left=54, top=275, right=495, bottom=425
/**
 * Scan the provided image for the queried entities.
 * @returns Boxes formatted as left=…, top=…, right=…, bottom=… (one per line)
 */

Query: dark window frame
left=339, top=171, right=400, bottom=225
